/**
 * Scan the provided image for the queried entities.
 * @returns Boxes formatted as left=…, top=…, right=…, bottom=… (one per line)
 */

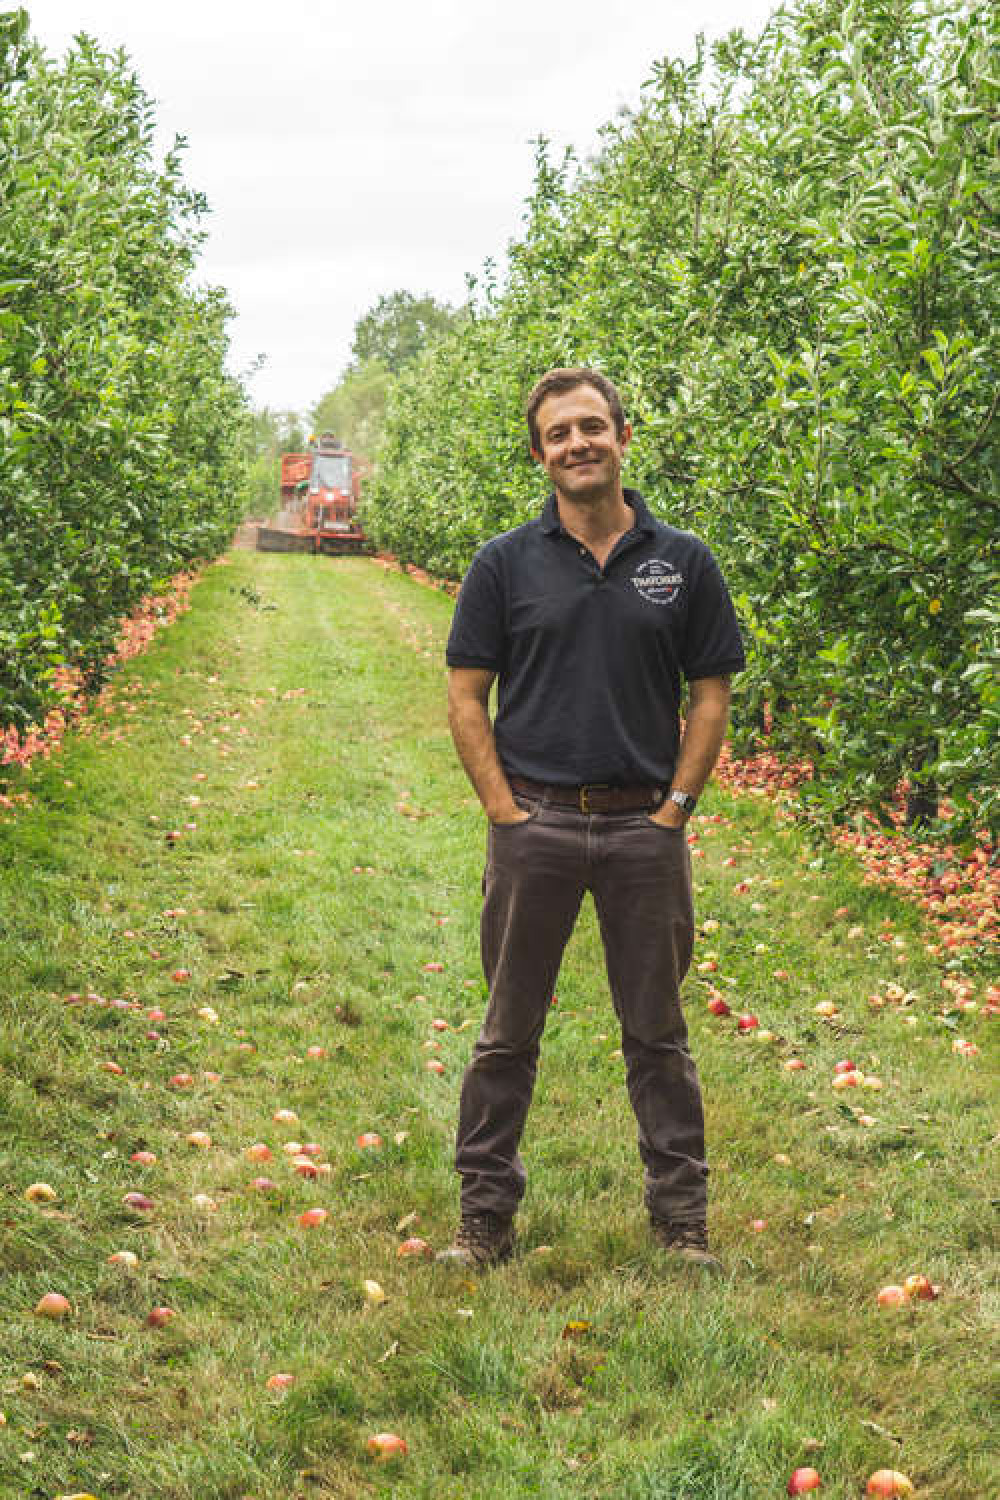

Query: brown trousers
left=455, top=792, right=706, bottom=1225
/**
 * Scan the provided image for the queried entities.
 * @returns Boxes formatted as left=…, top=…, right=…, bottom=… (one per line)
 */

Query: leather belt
left=508, top=774, right=665, bottom=814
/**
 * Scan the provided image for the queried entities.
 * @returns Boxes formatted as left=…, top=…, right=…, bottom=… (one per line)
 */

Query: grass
left=0, top=551, right=996, bottom=1500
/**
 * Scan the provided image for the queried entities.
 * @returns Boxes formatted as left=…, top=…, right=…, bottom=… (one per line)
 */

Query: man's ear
left=530, top=447, right=543, bottom=464
left=621, top=422, right=633, bottom=452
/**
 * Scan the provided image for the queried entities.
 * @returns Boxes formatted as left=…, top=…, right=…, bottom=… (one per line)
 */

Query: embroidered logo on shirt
left=631, top=558, right=683, bottom=606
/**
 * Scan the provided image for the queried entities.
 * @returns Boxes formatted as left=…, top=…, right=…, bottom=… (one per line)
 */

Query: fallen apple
left=783, top=1057, right=806, bottom=1071
left=356, top=1132, right=383, bottom=1149
left=706, top=995, right=731, bottom=1017
left=397, top=1236, right=433, bottom=1259
left=363, top=1278, right=387, bottom=1305
left=24, top=1182, right=57, bottom=1203
left=865, top=1470, right=914, bottom=1497
left=876, top=1284, right=907, bottom=1307
left=273, top=1108, right=299, bottom=1124
left=170, top=969, right=191, bottom=982
left=186, top=1131, right=212, bottom=1149
left=367, top=1431, right=408, bottom=1460
left=832, top=1058, right=856, bottom=1074
left=99, top=1060, right=124, bottom=1075
left=737, top=1014, right=759, bottom=1032
left=168, top=1072, right=194, bottom=1089
left=246, top=1143, right=272, bottom=1162
left=251, top=1176, right=278, bottom=1191
left=266, top=1372, right=295, bottom=1391
left=147, top=1306, right=175, bottom=1327
left=108, top=1250, right=139, bottom=1269
left=291, top=1157, right=318, bottom=1178
left=832, top=1071, right=861, bottom=1090
left=122, top=1191, right=154, bottom=1212
left=298, top=1142, right=323, bottom=1157
left=902, top=1273, right=937, bottom=1301
left=814, top=1001, right=838, bottom=1018
left=426, top=1058, right=445, bottom=1074
left=298, top=1207, right=329, bottom=1228
left=191, top=1193, right=217, bottom=1212
left=34, top=1292, right=72, bottom=1320
left=305, top=1045, right=327, bottom=1059
left=787, top=1467, right=822, bottom=1494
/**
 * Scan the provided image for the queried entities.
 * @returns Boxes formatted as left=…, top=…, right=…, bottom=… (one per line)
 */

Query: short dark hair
left=525, top=367, right=626, bottom=452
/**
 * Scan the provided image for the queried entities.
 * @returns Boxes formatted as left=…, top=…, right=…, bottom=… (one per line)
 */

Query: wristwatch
left=667, top=789, right=698, bottom=817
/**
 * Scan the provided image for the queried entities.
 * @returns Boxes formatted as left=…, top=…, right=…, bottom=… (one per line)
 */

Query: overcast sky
left=29, top=1, right=777, bottom=417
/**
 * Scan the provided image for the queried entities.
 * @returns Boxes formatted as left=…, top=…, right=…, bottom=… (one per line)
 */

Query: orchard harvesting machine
left=255, top=433, right=368, bottom=555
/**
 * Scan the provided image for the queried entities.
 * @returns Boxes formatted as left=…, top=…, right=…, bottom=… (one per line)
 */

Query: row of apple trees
left=0, top=11, right=251, bottom=736
left=366, top=0, right=999, bottom=842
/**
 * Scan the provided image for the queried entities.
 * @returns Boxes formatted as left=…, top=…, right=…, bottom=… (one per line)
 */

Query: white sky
left=29, top=1, right=777, bottom=417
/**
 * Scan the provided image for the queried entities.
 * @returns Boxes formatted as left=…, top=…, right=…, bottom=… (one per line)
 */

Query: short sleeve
left=446, top=545, right=506, bottom=670
left=681, top=546, right=746, bottom=681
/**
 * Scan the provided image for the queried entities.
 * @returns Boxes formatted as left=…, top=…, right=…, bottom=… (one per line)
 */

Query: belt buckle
left=579, top=783, right=608, bottom=813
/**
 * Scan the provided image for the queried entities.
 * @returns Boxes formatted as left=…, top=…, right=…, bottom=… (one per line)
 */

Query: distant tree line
left=359, top=0, right=998, bottom=842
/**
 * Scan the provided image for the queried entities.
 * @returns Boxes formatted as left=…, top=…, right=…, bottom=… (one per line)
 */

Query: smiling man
left=439, top=367, right=745, bottom=1271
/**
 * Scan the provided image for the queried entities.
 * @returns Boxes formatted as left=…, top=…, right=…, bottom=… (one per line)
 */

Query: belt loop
left=579, top=786, right=590, bottom=814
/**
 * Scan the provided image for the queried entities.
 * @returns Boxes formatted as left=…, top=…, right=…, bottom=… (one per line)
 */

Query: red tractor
left=256, top=433, right=368, bottom=554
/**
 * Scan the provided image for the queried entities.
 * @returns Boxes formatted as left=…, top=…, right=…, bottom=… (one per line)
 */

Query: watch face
left=670, top=791, right=697, bottom=814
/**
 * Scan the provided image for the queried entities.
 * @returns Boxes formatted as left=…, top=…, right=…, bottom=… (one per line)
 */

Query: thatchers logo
left=631, top=559, right=683, bottom=606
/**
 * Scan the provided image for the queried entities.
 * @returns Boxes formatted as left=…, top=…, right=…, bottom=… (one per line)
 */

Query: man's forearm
left=448, top=694, right=518, bottom=821
left=671, top=692, right=731, bottom=800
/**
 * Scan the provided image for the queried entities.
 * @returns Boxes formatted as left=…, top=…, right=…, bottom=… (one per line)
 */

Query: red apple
left=788, top=1468, right=822, bottom=1494
left=251, top=1176, right=278, bottom=1192
left=876, top=1284, right=907, bottom=1308
left=783, top=1057, right=806, bottom=1071
left=426, top=1058, right=445, bottom=1074
left=737, top=1013, right=759, bottom=1032
left=99, top=1060, right=124, bottom=1075
left=168, top=1072, right=194, bottom=1088
left=902, top=1273, right=937, bottom=1301
left=122, top=1191, right=154, bottom=1211
left=298, top=1207, right=329, bottom=1228
left=397, top=1236, right=433, bottom=1259
left=356, top=1132, right=383, bottom=1149
left=130, top=1150, right=157, bottom=1166
left=305, top=1045, right=327, bottom=1059
left=865, top=1471, right=914, bottom=1497
left=246, top=1143, right=272, bottom=1162
left=170, top=968, right=191, bottom=982
left=367, top=1432, right=408, bottom=1460
left=422, top=961, right=444, bottom=973
left=832, top=1058, right=856, bottom=1074
left=147, top=1305, right=175, bottom=1327
left=34, top=1292, right=72, bottom=1320
left=266, top=1372, right=295, bottom=1391
left=707, top=995, right=731, bottom=1017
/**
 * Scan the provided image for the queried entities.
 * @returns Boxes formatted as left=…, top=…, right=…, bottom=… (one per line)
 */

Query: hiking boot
left=435, top=1211, right=516, bottom=1268
left=651, top=1218, right=722, bottom=1273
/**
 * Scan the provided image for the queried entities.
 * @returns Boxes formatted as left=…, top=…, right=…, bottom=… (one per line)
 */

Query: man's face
left=531, top=383, right=631, bottom=504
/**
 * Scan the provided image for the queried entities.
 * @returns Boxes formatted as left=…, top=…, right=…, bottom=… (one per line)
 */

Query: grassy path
left=0, top=553, right=996, bottom=1500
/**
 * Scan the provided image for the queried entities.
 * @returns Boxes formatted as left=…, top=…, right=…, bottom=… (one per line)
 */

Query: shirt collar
left=540, top=487, right=655, bottom=537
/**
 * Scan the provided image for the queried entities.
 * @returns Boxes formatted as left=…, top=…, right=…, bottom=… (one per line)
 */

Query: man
left=439, top=368, right=745, bottom=1271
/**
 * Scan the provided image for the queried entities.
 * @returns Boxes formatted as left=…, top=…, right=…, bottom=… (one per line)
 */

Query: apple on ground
left=876, top=1284, right=907, bottom=1307
left=266, top=1373, right=295, bottom=1391
left=367, top=1432, right=408, bottom=1460
left=246, top=1143, right=272, bottom=1162
left=108, top=1250, right=139, bottom=1269
left=397, top=1237, right=433, bottom=1259
left=34, top=1292, right=72, bottom=1319
left=24, top=1182, right=57, bottom=1203
left=147, top=1306, right=176, bottom=1327
left=787, top=1468, right=822, bottom=1494
left=865, top=1471, right=914, bottom=1497
left=737, top=1013, right=759, bottom=1031
left=298, top=1207, right=329, bottom=1228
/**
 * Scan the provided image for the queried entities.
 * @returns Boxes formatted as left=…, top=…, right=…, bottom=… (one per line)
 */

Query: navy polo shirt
left=445, top=489, right=745, bottom=787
